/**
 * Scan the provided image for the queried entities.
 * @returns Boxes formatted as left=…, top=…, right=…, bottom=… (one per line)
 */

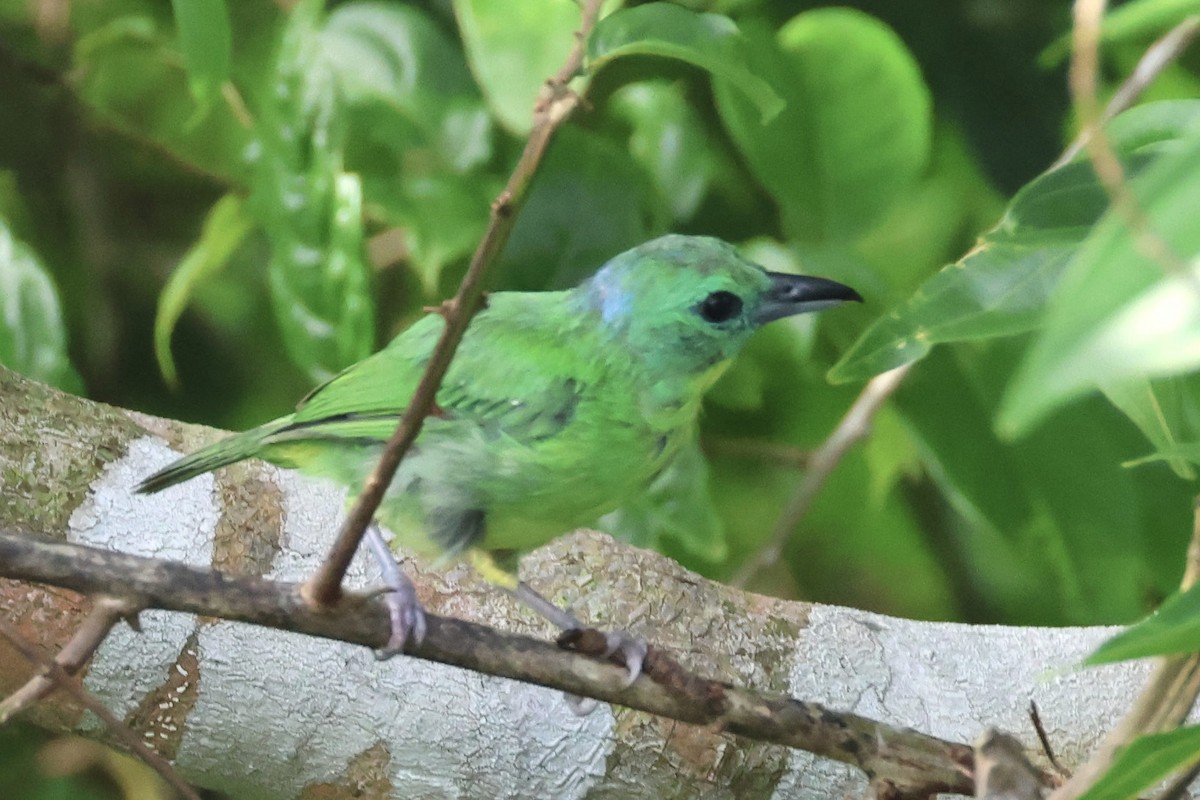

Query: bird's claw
left=364, top=523, right=427, bottom=660
left=603, top=630, right=648, bottom=687
left=374, top=582, right=427, bottom=660
left=559, top=630, right=645, bottom=715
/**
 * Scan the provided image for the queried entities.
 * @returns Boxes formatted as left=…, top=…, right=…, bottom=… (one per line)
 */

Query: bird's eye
left=697, top=291, right=743, bottom=323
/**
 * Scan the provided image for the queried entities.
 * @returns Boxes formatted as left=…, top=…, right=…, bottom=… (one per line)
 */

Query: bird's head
left=576, top=235, right=861, bottom=377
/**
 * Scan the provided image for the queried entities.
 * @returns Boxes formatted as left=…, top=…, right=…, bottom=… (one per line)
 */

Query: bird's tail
left=136, top=419, right=292, bottom=494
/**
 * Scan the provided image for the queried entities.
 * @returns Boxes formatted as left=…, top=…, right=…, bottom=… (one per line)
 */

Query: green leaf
left=609, top=81, right=723, bottom=221
left=322, top=1, right=492, bottom=171
left=498, top=126, right=667, bottom=290
left=998, top=124, right=1200, bottom=435
left=366, top=173, right=492, bottom=293
left=829, top=122, right=1184, bottom=385
left=321, top=1, right=494, bottom=290
left=0, top=218, right=81, bottom=393
left=1075, top=727, right=1200, bottom=800
left=72, top=12, right=252, bottom=181
left=265, top=172, right=374, bottom=383
left=1088, top=581, right=1200, bottom=664
left=252, top=0, right=375, bottom=382
left=154, top=194, right=253, bottom=388
left=1125, top=441, right=1200, bottom=468
left=453, top=0, right=582, bottom=135
left=1103, top=378, right=1197, bottom=479
left=170, top=0, right=231, bottom=108
left=588, top=3, right=783, bottom=122
left=714, top=8, right=931, bottom=243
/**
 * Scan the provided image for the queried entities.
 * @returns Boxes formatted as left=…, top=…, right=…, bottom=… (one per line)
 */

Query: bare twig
left=303, top=0, right=605, bottom=608
left=0, top=613, right=200, bottom=800
left=701, top=436, right=812, bottom=469
left=1068, top=0, right=1200, bottom=292
left=731, top=364, right=910, bottom=588
left=0, top=596, right=138, bottom=722
left=1029, top=701, right=1069, bottom=778
left=0, top=529, right=978, bottom=797
left=1053, top=15, right=1200, bottom=169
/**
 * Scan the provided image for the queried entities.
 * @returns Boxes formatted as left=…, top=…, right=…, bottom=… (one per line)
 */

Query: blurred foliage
left=0, top=721, right=168, bottom=799
left=2, top=0, right=1200, bottom=791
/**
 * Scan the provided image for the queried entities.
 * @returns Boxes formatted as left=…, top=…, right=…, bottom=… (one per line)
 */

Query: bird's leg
left=364, top=523, right=427, bottom=658
left=468, top=550, right=647, bottom=687
left=511, top=581, right=647, bottom=687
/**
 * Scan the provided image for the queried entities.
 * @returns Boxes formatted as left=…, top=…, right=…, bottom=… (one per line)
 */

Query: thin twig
left=701, top=436, right=812, bottom=469
left=1029, top=700, right=1069, bottom=778
left=1068, top=0, right=1200, bottom=292
left=303, top=0, right=605, bottom=607
left=0, top=614, right=201, bottom=800
left=731, top=364, right=910, bottom=588
left=0, top=596, right=138, bottom=722
left=1053, top=15, right=1200, bottom=169
left=0, top=529, right=977, bottom=797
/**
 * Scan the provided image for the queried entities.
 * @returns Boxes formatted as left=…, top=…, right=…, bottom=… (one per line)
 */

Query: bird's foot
left=375, top=578, right=427, bottom=660
left=558, top=629, right=647, bottom=716
left=512, top=580, right=647, bottom=686
left=556, top=626, right=647, bottom=686
left=365, top=524, right=427, bottom=659
left=603, top=630, right=648, bottom=687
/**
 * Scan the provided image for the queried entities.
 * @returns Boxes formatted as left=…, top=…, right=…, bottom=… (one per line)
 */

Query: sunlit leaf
left=1087, top=581, right=1200, bottom=664
left=453, top=0, right=582, bottom=135
left=998, top=126, right=1200, bottom=435
left=252, top=0, right=375, bottom=382
left=1075, top=727, right=1200, bottom=800
left=0, top=218, right=81, bottom=393
left=154, top=194, right=254, bottom=388
left=1103, top=379, right=1196, bottom=479
left=589, top=3, right=783, bottom=122
left=609, top=81, right=722, bottom=221
left=715, top=8, right=931, bottom=243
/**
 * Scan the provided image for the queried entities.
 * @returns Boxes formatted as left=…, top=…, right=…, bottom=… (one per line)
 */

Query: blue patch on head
left=590, top=264, right=633, bottom=325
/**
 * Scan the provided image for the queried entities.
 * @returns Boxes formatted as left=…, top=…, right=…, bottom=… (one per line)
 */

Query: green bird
left=138, top=235, right=859, bottom=674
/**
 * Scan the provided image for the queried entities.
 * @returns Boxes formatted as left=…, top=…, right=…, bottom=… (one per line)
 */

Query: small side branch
left=0, top=613, right=200, bottom=800
left=732, top=364, right=910, bottom=588
left=0, top=595, right=137, bottom=721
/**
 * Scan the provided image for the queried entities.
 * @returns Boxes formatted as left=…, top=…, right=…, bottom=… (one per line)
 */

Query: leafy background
left=1, top=0, right=1199, bottom=796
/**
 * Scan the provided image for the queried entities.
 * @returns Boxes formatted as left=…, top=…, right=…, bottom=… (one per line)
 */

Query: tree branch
left=0, top=528, right=976, bottom=797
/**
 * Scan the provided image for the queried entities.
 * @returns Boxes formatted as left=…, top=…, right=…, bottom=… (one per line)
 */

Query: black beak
left=754, top=272, right=863, bottom=325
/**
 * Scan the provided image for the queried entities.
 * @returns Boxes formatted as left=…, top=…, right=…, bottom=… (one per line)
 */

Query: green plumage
left=138, top=235, right=858, bottom=576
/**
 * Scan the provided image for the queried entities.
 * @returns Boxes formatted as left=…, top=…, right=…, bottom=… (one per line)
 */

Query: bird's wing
left=270, top=298, right=588, bottom=446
